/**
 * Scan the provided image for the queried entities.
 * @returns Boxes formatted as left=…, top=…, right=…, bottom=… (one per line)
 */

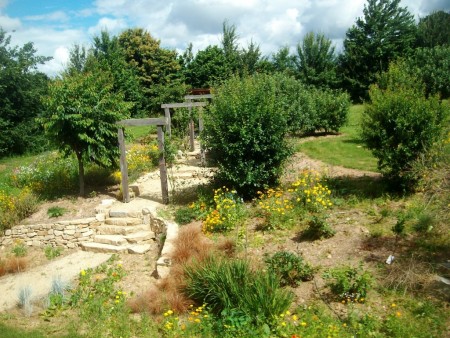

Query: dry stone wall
left=0, top=218, right=102, bottom=248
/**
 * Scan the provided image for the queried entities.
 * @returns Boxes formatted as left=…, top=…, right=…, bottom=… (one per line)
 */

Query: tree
left=241, top=40, right=262, bottom=75
left=118, top=28, right=185, bottom=114
left=184, top=45, right=229, bottom=88
left=91, top=30, right=144, bottom=117
left=416, top=10, right=450, bottom=48
left=339, top=0, right=416, bottom=101
left=294, top=32, right=338, bottom=89
left=41, top=62, right=133, bottom=196
left=0, top=29, right=51, bottom=157
left=221, top=21, right=240, bottom=75
left=271, top=46, right=296, bottom=75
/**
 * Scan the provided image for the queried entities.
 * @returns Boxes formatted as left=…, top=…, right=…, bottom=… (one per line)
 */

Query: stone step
left=128, top=243, right=153, bottom=254
left=109, top=210, right=141, bottom=218
left=81, top=242, right=129, bottom=254
left=105, top=217, right=142, bottom=226
left=96, top=225, right=147, bottom=236
left=124, top=231, right=155, bottom=244
left=93, top=235, right=128, bottom=246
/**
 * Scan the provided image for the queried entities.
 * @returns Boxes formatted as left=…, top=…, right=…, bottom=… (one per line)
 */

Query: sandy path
left=0, top=250, right=111, bottom=312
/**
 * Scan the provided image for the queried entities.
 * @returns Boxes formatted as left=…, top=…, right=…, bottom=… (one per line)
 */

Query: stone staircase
left=81, top=199, right=160, bottom=255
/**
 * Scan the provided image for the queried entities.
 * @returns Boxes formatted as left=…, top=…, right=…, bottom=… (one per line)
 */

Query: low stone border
left=0, top=218, right=101, bottom=248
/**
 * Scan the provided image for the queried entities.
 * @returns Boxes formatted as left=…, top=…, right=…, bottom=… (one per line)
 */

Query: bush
left=203, top=74, right=292, bottom=198
left=0, top=188, right=39, bottom=231
left=305, top=214, right=335, bottom=239
left=184, top=255, right=293, bottom=326
left=323, top=264, right=372, bottom=303
left=264, top=251, right=314, bottom=287
left=361, top=61, right=450, bottom=189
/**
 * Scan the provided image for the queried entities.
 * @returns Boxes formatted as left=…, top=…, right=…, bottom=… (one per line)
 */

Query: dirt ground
left=1, top=152, right=387, bottom=318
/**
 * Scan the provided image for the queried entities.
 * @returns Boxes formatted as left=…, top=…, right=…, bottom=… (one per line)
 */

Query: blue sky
left=0, top=0, right=448, bottom=76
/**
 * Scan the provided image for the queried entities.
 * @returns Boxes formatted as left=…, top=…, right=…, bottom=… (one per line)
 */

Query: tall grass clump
left=203, top=74, right=292, bottom=198
left=184, top=255, right=293, bottom=327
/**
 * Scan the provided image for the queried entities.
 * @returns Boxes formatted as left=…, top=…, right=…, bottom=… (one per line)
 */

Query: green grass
left=296, top=105, right=378, bottom=172
left=0, top=323, right=47, bottom=338
left=125, top=125, right=157, bottom=143
left=0, top=153, right=41, bottom=194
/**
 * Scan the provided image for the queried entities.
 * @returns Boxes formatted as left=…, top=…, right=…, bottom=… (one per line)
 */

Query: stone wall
left=0, top=218, right=101, bottom=248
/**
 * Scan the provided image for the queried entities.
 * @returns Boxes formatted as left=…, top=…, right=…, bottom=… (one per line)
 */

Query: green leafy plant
left=44, top=245, right=63, bottom=260
left=264, top=251, right=314, bottom=287
left=323, top=264, right=372, bottom=303
left=12, top=241, right=28, bottom=257
left=174, top=206, right=198, bottom=225
left=47, top=206, right=67, bottom=218
left=305, top=214, right=335, bottom=239
left=203, top=74, right=292, bottom=198
left=361, top=60, right=450, bottom=189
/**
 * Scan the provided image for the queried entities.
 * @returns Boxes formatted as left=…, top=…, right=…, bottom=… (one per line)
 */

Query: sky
left=0, top=0, right=448, bottom=76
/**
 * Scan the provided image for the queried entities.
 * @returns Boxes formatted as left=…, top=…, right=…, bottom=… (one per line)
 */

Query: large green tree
left=184, top=45, right=228, bottom=88
left=416, top=10, right=450, bottom=48
left=118, top=28, right=185, bottom=114
left=41, top=61, right=133, bottom=196
left=294, top=32, right=338, bottom=89
left=0, top=29, right=51, bottom=157
left=339, top=0, right=416, bottom=101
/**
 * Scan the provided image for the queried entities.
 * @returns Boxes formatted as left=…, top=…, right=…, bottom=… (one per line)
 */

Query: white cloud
left=24, top=11, right=69, bottom=22
left=87, top=17, right=127, bottom=35
left=0, top=14, right=21, bottom=30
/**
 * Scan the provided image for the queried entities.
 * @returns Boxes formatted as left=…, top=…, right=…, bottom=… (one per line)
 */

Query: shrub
left=256, top=187, right=296, bottom=230
left=203, top=74, right=292, bottom=198
left=305, top=214, right=335, bottom=239
left=174, top=206, right=198, bottom=225
left=264, top=251, right=314, bottom=287
left=12, top=240, right=28, bottom=257
left=0, top=187, right=39, bottom=231
left=323, top=264, right=372, bottom=303
left=44, top=245, right=63, bottom=260
left=361, top=61, right=450, bottom=189
left=47, top=206, right=67, bottom=218
left=183, top=255, right=293, bottom=326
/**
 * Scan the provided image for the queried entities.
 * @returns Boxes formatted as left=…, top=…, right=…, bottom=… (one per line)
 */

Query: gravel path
left=0, top=251, right=111, bottom=312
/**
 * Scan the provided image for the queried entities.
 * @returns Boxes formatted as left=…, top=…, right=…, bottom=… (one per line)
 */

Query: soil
left=0, top=151, right=390, bottom=324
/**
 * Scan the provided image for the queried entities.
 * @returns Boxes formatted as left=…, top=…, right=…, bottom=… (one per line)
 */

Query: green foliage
left=340, top=0, right=416, bottom=101
left=0, top=29, right=51, bottom=157
left=416, top=10, right=450, bottom=48
left=44, top=245, right=63, bottom=260
left=47, top=206, right=67, bottom=218
left=0, top=188, right=39, bottom=231
left=203, top=74, right=292, bottom=198
left=12, top=241, right=28, bottom=257
left=174, top=206, right=197, bottom=225
left=323, top=264, right=372, bottom=302
left=264, top=251, right=314, bottom=287
left=11, top=152, right=78, bottom=198
left=184, top=255, right=293, bottom=327
left=407, top=45, right=450, bottom=99
left=118, top=28, right=185, bottom=114
left=294, top=32, right=338, bottom=89
left=41, top=61, right=132, bottom=196
left=276, top=74, right=349, bottom=135
left=361, top=61, right=450, bottom=188
left=305, top=214, right=335, bottom=239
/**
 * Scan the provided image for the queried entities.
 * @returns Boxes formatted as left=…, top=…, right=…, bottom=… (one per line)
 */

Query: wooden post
left=198, top=107, right=205, bottom=165
left=164, top=107, right=171, bottom=137
left=157, top=125, right=169, bottom=204
left=118, top=127, right=130, bottom=203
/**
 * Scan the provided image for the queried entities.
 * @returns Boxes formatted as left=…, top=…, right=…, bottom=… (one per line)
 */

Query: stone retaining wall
left=0, top=218, right=102, bottom=248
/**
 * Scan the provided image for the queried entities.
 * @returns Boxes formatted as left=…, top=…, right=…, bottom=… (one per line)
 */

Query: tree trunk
left=76, top=152, right=85, bottom=196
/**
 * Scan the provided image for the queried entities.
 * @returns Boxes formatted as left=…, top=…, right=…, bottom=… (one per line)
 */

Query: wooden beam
left=157, top=125, right=169, bottom=204
left=118, top=128, right=130, bottom=203
left=161, top=102, right=207, bottom=109
left=117, top=118, right=167, bottom=127
left=184, top=94, right=213, bottom=100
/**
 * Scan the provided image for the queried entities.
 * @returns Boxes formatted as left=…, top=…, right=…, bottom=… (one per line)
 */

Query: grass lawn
left=296, top=105, right=379, bottom=172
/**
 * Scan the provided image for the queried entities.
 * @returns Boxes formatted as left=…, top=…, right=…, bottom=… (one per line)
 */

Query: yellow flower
left=281, top=322, right=286, bottom=327
left=80, top=270, right=86, bottom=276
left=301, top=322, right=307, bottom=327
left=292, top=315, right=298, bottom=321
left=194, top=318, right=201, bottom=323
left=391, top=303, right=396, bottom=308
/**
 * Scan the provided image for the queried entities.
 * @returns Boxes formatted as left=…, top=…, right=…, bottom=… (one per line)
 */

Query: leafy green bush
left=44, top=245, right=63, bottom=260
left=203, top=74, right=292, bottom=198
left=305, top=214, right=335, bottom=239
left=361, top=61, right=450, bottom=189
left=12, top=241, right=28, bottom=257
left=174, top=206, right=198, bottom=225
left=323, top=264, right=372, bottom=303
left=184, top=255, right=293, bottom=327
left=264, top=251, right=314, bottom=287
left=47, top=206, right=67, bottom=218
